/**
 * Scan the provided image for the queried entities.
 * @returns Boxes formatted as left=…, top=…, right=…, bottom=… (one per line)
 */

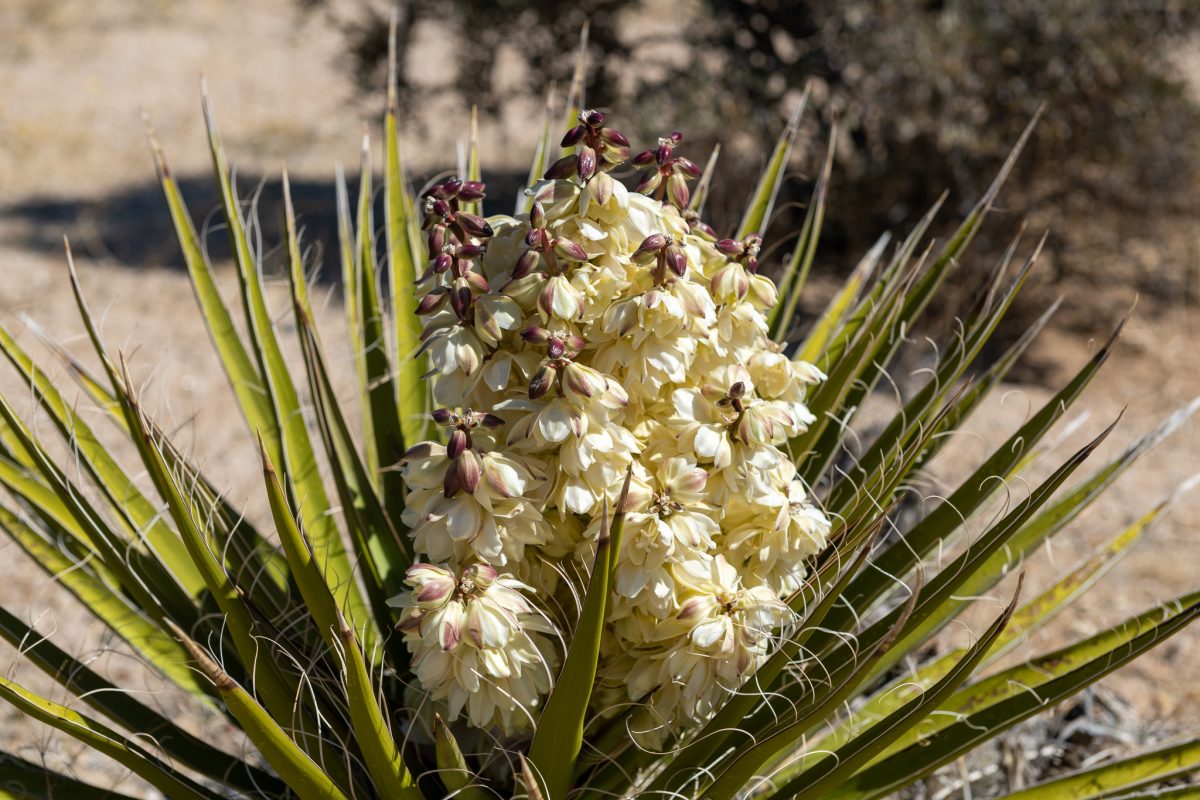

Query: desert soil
left=1, top=0, right=1197, bottom=796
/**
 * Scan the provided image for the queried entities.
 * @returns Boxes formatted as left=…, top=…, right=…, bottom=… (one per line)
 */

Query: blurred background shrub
left=306, top=0, right=1200, bottom=337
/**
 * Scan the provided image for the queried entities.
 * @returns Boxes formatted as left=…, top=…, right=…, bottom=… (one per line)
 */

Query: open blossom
left=390, top=112, right=831, bottom=734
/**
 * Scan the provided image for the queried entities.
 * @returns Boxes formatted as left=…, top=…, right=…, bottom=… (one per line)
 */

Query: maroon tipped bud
left=529, top=364, right=557, bottom=399
left=746, top=256, right=759, bottom=273
left=428, top=224, right=447, bottom=252
left=691, top=219, right=717, bottom=238
left=526, top=227, right=549, bottom=249
left=450, top=285, right=472, bottom=318
left=666, top=245, right=688, bottom=277
left=479, top=412, right=506, bottom=428
left=582, top=109, right=606, bottom=127
left=600, top=128, right=630, bottom=147
left=669, top=131, right=684, bottom=144
left=458, top=180, right=486, bottom=201
left=716, top=239, right=746, bottom=257
left=632, top=150, right=656, bottom=167
left=547, top=336, right=566, bottom=359
left=456, top=213, right=493, bottom=238
left=521, top=326, right=550, bottom=345
left=729, top=381, right=746, bottom=399
left=441, top=178, right=463, bottom=198
left=674, top=157, right=701, bottom=178
left=433, top=252, right=454, bottom=274
left=667, top=173, right=690, bottom=208
left=656, top=143, right=673, bottom=164
left=553, top=237, right=589, bottom=262
left=417, top=289, right=447, bottom=314
left=447, top=428, right=470, bottom=459
left=566, top=333, right=586, bottom=352
left=561, top=124, right=586, bottom=147
left=513, top=250, right=540, bottom=279
left=529, top=202, right=546, bottom=229
left=432, top=408, right=454, bottom=426
left=455, top=244, right=486, bottom=259
left=577, top=145, right=597, bottom=180
left=636, top=233, right=668, bottom=256
left=636, top=170, right=663, bottom=195
left=544, top=154, right=577, bottom=180
left=444, top=449, right=482, bottom=496
left=431, top=198, right=452, bottom=218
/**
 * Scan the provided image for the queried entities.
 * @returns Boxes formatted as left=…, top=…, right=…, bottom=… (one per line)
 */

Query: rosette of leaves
left=0, top=26, right=1197, bottom=800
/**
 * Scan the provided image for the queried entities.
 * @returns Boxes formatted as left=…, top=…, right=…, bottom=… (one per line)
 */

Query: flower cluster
left=392, top=111, right=831, bottom=735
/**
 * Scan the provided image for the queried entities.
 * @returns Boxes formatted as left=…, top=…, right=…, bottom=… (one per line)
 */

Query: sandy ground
left=1, top=0, right=1198, bottom=795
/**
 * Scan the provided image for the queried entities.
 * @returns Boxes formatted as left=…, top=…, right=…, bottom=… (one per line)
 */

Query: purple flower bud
left=478, top=412, right=505, bottom=428
left=577, top=145, right=597, bottom=180
left=526, top=227, right=548, bottom=249
left=529, top=364, right=557, bottom=399
left=716, top=238, right=746, bottom=256
left=547, top=336, right=566, bottom=359
left=636, top=233, right=668, bottom=256
left=447, top=428, right=470, bottom=460
left=417, top=289, right=447, bottom=315
left=691, top=219, right=717, bottom=238
left=455, top=244, right=486, bottom=259
left=432, top=408, right=454, bottom=426
left=458, top=180, right=486, bottom=201
left=656, top=143, right=673, bottom=164
left=729, top=381, right=746, bottom=399
left=674, top=157, right=701, bottom=178
left=433, top=252, right=454, bottom=274
left=561, top=124, right=586, bottom=147
left=566, top=333, right=586, bottom=352
left=428, top=224, right=447, bottom=252
left=582, top=109, right=606, bottom=127
left=667, top=173, right=690, bottom=208
left=666, top=245, right=688, bottom=277
left=456, top=212, right=494, bottom=238
left=431, top=198, right=452, bottom=218
left=600, top=128, right=630, bottom=147
left=669, top=131, right=684, bottom=144
left=455, top=450, right=482, bottom=494
left=746, top=255, right=759, bottom=273
left=450, top=285, right=472, bottom=319
left=632, top=150, right=656, bottom=167
left=553, top=237, right=589, bottom=262
left=521, top=326, right=550, bottom=344
left=442, top=463, right=462, bottom=497
left=529, top=202, right=546, bottom=229
left=544, top=154, right=577, bottom=180
left=512, top=250, right=540, bottom=279
left=441, top=178, right=463, bottom=198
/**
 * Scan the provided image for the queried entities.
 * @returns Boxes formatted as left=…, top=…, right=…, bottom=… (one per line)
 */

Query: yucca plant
left=0, top=25, right=1198, bottom=800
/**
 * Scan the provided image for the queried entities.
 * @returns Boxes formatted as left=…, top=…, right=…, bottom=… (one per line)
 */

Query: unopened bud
left=544, top=154, right=577, bottom=180
left=674, top=157, right=701, bottom=178
left=561, top=124, right=586, bottom=147
left=577, top=145, right=597, bottom=180
left=529, top=202, right=546, bottom=229
left=417, top=289, right=447, bottom=314
left=458, top=180, right=486, bottom=201
left=447, top=428, right=470, bottom=459
left=716, top=239, right=746, bottom=257
left=600, top=128, right=630, bottom=147
left=553, top=237, right=589, bottom=262
left=636, top=170, right=662, bottom=195
left=665, top=245, right=688, bottom=277
left=582, top=109, right=606, bottom=127
left=667, top=173, right=690, bottom=208
left=636, top=233, right=668, bottom=256
left=513, top=249, right=540, bottom=279
left=529, top=364, right=557, bottom=399
left=432, top=408, right=454, bottom=426
left=590, top=171, right=614, bottom=206
left=632, top=150, right=656, bottom=167
left=456, top=212, right=493, bottom=238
